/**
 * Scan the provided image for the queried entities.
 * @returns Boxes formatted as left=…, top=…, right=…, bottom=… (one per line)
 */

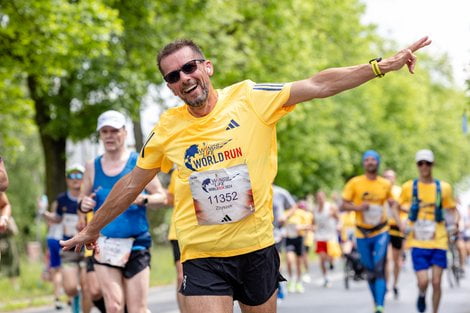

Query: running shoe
left=323, top=278, right=332, bottom=288
left=417, top=294, right=426, bottom=313
left=287, top=281, right=296, bottom=293
left=295, top=282, right=305, bottom=293
left=54, top=298, right=63, bottom=310
left=393, top=287, right=399, bottom=300
left=302, top=273, right=312, bottom=284
left=375, top=305, right=384, bottom=313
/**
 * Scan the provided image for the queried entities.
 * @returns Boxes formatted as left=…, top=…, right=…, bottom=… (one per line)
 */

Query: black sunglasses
left=417, top=161, right=433, bottom=167
left=67, top=173, right=84, bottom=180
left=163, top=59, right=205, bottom=84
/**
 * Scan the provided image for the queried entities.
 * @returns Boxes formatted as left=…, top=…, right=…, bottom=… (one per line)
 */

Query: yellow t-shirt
left=283, top=209, right=312, bottom=237
left=342, top=175, right=392, bottom=238
left=138, top=80, right=294, bottom=262
left=167, top=169, right=177, bottom=241
left=388, top=184, right=406, bottom=236
left=400, top=180, right=456, bottom=250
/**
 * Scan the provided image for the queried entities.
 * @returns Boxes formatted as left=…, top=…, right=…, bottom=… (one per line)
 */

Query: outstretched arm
left=60, top=166, right=160, bottom=252
left=285, top=36, right=432, bottom=106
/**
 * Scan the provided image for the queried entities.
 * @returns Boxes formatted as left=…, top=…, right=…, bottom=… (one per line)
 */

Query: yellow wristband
left=369, top=57, right=384, bottom=78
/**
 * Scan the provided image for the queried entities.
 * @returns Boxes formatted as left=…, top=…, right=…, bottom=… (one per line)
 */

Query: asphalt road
left=23, top=257, right=470, bottom=313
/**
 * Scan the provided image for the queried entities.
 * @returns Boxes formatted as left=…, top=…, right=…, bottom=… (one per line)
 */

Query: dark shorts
left=286, top=237, right=304, bottom=256
left=411, top=248, right=447, bottom=271
left=180, top=245, right=285, bottom=306
left=170, top=240, right=181, bottom=263
left=86, top=256, right=95, bottom=273
left=390, top=235, right=404, bottom=250
left=60, top=250, right=85, bottom=265
left=93, top=249, right=151, bottom=279
left=304, top=245, right=310, bottom=254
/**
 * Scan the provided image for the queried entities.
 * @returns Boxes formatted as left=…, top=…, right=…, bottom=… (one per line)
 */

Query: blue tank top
left=93, top=151, right=151, bottom=249
left=55, top=192, right=78, bottom=240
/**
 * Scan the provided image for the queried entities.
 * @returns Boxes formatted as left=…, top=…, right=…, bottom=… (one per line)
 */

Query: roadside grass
left=0, top=244, right=176, bottom=312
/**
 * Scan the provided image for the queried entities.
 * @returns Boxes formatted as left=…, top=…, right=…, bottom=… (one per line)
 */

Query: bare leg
left=431, top=266, right=444, bottom=313
left=175, top=260, right=188, bottom=313
left=95, top=264, right=125, bottom=313
left=124, top=266, right=150, bottom=313
left=392, top=246, right=403, bottom=288
left=416, top=269, right=429, bottom=295
left=183, top=295, right=233, bottom=313
left=80, top=267, right=93, bottom=313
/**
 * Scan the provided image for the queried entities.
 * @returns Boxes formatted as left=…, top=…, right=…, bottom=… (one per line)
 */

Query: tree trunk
left=41, top=135, right=67, bottom=202
left=133, top=116, right=144, bottom=152
left=27, top=74, right=67, bottom=201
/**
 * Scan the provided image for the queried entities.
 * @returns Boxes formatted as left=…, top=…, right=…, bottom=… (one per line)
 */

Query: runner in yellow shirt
left=399, top=149, right=456, bottom=313
left=279, top=203, right=313, bottom=293
left=62, top=37, right=431, bottom=313
left=383, top=169, right=406, bottom=299
left=341, top=150, right=402, bottom=313
left=165, top=168, right=187, bottom=313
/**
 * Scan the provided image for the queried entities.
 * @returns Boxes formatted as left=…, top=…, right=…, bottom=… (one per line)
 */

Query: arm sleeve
left=342, top=180, right=355, bottom=202
left=442, top=183, right=456, bottom=208
left=247, top=81, right=294, bottom=125
left=137, top=128, right=173, bottom=173
left=399, top=182, right=411, bottom=207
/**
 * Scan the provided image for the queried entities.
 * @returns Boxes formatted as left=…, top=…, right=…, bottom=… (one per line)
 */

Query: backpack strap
left=408, top=179, right=420, bottom=222
left=408, top=179, right=443, bottom=223
left=434, top=179, right=443, bottom=222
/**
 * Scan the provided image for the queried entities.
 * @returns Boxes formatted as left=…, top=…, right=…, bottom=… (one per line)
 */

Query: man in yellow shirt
left=279, top=200, right=313, bottom=293
left=342, top=150, right=401, bottom=313
left=399, top=149, right=456, bottom=313
left=62, top=37, right=431, bottom=313
left=383, top=169, right=406, bottom=299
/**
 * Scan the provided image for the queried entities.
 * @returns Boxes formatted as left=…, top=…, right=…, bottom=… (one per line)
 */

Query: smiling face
left=160, top=46, right=214, bottom=108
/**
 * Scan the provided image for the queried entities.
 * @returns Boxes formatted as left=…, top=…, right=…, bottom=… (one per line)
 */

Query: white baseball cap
left=96, top=110, right=126, bottom=131
left=415, top=149, right=434, bottom=163
left=66, top=163, right=85, bottom=175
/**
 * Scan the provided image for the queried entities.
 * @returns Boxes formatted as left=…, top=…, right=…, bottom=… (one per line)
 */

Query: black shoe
left=417, top=294, right=426, bottom=313
left=393, top=287, right=399, bottom=299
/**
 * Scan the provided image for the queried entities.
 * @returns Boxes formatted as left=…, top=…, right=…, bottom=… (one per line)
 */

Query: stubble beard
left=183, top=80, right=209, bottom=108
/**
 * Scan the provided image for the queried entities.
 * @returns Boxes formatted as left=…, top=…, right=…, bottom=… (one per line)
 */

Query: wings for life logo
left=184, top=139, right=243, bottom=171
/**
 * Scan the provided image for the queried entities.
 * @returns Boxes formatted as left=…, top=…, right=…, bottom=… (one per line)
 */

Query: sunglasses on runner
left=417, top=161, right=433, bottom=167
left=67, top=173, right=84, bottom=180
left=163, top=59, right=205, bottom=84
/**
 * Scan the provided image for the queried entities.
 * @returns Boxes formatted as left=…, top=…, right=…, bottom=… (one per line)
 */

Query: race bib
left=189, top=164, right=255, bottom=225
left=94, top=236, right=135, bottom=267
left=363, top=204, right=384, bottom=226
left=414, top=220, right=436, bottom=241
left=63, top=213, right=79, bottom=238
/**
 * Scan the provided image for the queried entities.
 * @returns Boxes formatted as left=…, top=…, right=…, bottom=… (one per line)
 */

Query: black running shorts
left=180, top=245, right=285, bottom=306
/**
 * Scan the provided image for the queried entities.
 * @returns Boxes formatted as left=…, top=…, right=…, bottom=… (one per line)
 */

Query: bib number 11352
left=189, top=164, right=255, bottom=225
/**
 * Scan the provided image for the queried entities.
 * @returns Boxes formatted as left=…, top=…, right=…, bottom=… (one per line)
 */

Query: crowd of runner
left=2, top=35, right=468, bottom=313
